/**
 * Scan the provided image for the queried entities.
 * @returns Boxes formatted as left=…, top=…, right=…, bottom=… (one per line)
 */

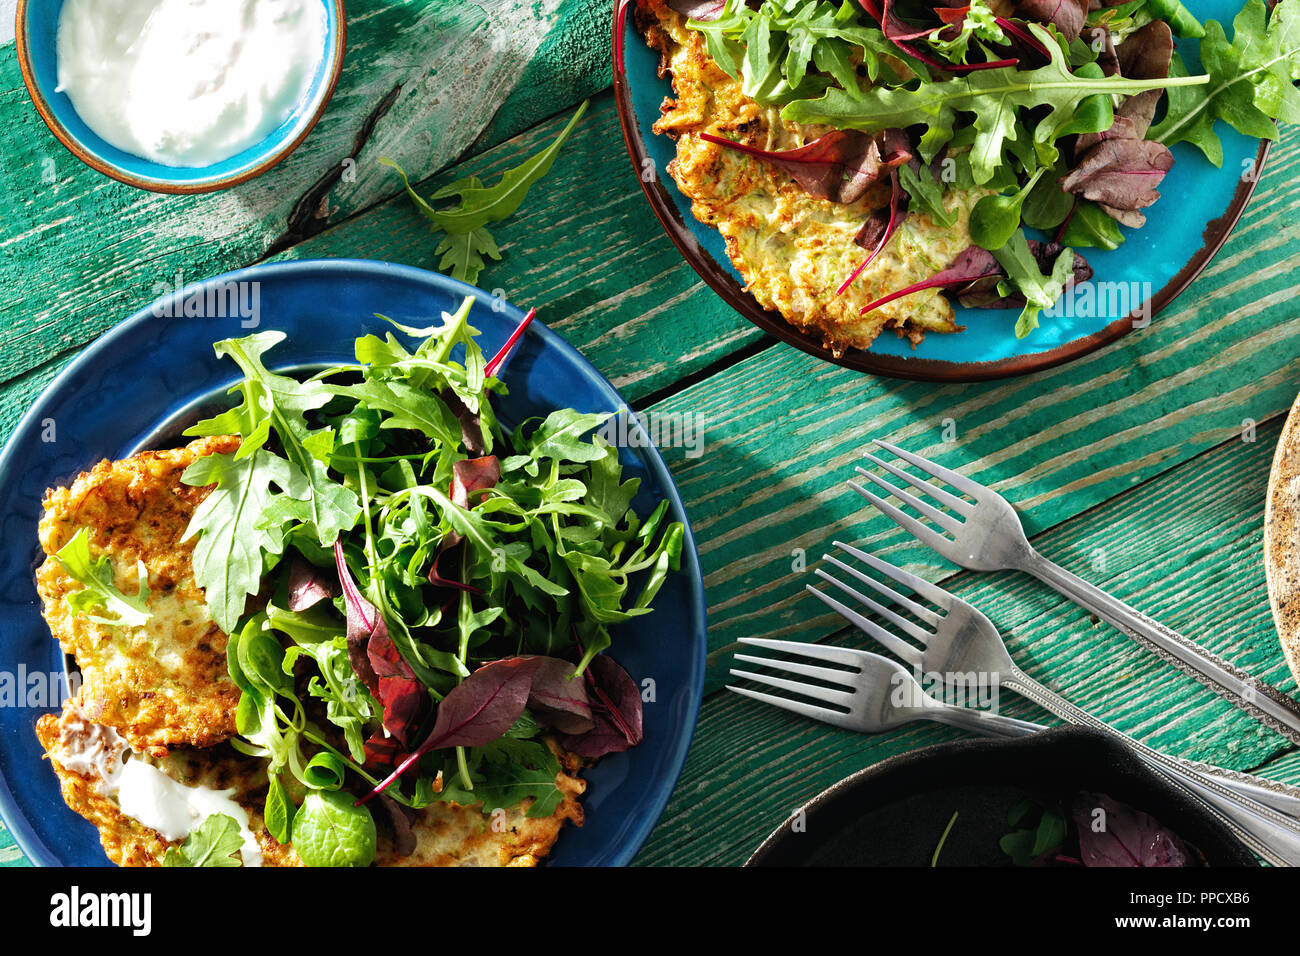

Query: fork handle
left=1019, top=549, right=1300, bottom=745
left=931, top=706, right=1042, bottom=739
left=1003, top=667, right=1300, bottom=867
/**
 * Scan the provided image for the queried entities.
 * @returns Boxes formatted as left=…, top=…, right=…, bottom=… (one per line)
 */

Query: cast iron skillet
left=746, top=727, right=1258, bottom=866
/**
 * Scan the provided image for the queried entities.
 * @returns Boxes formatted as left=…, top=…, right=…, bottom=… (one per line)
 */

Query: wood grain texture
left=637, top=422, right=1294, bottom=865
left=0, top=0, right=611, bottom=383
left=4, top=1, right=1300, bottom=869
left=270, top=92, right=769, bottom=401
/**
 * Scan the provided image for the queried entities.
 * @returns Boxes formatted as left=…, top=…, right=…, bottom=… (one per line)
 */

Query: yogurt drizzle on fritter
left=46, top=702, right=264, bottom=866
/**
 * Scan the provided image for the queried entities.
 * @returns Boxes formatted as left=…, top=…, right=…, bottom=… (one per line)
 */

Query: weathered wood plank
left=636, top=422, right=1296, bottom=865
left=0, top=0, right=613, bottom=383
left=0, top=94, right=767, bottom=441
left=637, top=126, right=1300, bottom=697
left=270, top=92, right=769, bottom=400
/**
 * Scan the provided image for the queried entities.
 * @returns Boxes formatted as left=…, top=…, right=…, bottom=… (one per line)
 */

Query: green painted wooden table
left=2, top=0, right=1300, bottom=868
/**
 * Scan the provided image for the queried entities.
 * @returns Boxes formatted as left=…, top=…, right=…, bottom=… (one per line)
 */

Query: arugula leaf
left=689, top=0, right=900, bottom=98
left=435, top=228, right=501, bottom=287
left=898, top=162, right=958, bottom=228
left=784, top=23, right=1208, bottom=182
left=327, top=379, right=463, bottom=448
left=160, top=813, right=243, bottom=867
left=187, top=332, right=360, bottom=549
left=182, top=450, right=300, bottom=634
left=505, top=409, right=615, bottom=477
left=53, top=528, right=150, bottom=628
left=1151, top=0, right=1300, bottom=164
left=382, top=101, right=588, bottom=284
left=433, top=736, right=566, bottom=818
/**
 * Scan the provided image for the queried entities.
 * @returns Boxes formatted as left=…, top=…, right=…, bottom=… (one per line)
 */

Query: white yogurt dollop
left=52, top=704, right=263, bottom=866
left=115, top=759, right=263, bottom=867
left=55, top=0, right=328, bottom=168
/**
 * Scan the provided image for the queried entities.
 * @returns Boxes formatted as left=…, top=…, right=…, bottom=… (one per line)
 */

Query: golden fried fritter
left=38, top=697, right=585, bottom=868
left=379, top=752, right=586, bottom=867
left=36, top=435, right=242, bottom=755
left=36, top=696, right=301, bottom=867
left=638, top=0, right=982, bottom=354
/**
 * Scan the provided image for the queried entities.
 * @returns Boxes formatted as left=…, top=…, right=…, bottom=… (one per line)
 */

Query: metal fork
left=850, top=439, right=1300, bottom=745
left=729, top=638, right=1300, bottom=821
left=799, top=542, right=1300, bottom=866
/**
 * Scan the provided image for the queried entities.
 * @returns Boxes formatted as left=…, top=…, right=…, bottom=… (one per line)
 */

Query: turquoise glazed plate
left=0, top=259, right=706, bottom=867
left=613, top=0, right=1268, bottom=381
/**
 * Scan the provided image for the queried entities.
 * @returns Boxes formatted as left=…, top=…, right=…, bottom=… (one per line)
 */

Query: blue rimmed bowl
left=15, top=0, right=347, bottom=194
left=0, top=259, right=707, bottom=867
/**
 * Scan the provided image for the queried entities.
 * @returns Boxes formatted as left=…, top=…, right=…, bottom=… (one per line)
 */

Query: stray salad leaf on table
left=383, top=102, right=590, bottom=285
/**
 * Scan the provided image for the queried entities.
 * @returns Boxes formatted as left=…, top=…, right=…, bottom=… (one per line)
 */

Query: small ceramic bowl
left=15, top=0, right=347, bottom=194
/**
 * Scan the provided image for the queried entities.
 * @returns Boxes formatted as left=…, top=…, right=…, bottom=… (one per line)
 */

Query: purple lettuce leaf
left=1014, top=0, right=1089, bottom=41
left=527, top=657, right=596, bottom=735
left=1060, top=137, right=1174, bottom=228
left=1071, top=792, right=1191, bottom=867
left=560, top=655, right=644, bottom=758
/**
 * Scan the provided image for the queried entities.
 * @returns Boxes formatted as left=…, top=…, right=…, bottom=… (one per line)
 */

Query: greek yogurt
left=55, top=0, right=328, bottom=168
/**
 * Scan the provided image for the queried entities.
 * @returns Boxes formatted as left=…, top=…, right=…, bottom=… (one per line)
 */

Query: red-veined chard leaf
left=700, top=129, right=910, bottom=206
left=1071, top=792, right=1191, bottom=867
left=528, top=657, right=595, bottom=735
left=361, top=656, right=547, bottom=801
left=334, top=540, right=427, bottom=748
left=560, top=654, right=644, bottom=758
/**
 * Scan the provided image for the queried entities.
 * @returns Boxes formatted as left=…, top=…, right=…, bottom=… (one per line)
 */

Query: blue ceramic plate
left=613, top=0, right=1268, bottom=380
left=16, top=0, right=347, bottom=194
left=0, top=259, right=706, bottom=867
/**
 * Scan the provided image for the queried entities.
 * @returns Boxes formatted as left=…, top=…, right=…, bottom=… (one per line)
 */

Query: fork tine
left=729, top=668, right=857, bottom=707
left=834, top=540, right=956, bottom=612
left=738, top=637, right=868, bottom=671
left=860, top=450, right=972, bottom=516
left=734, top=653, right=856, bottom=689
left=853, top=467, right=963, bottom=535
left=849, top=481, right=952, bottom=552
left=726, top=684, right=856, bottom=728
left=818, top=555, right=938, bottom=636
left=805, top=583, right=925, bottom=670
left=872, top=439, right=986, bottom=499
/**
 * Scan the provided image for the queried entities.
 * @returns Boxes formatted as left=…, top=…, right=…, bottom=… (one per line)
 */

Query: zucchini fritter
left=637, top=0, right=981, bottom=354
left=36, top=435, right=242, bottom=755
left=37, top=696, right=586, bottom=867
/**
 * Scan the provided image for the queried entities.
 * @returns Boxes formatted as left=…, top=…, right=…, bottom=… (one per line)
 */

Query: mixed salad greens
left=662, top=0, right=1300, bottom=336
left=160, top=298, right=681, bottom=865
